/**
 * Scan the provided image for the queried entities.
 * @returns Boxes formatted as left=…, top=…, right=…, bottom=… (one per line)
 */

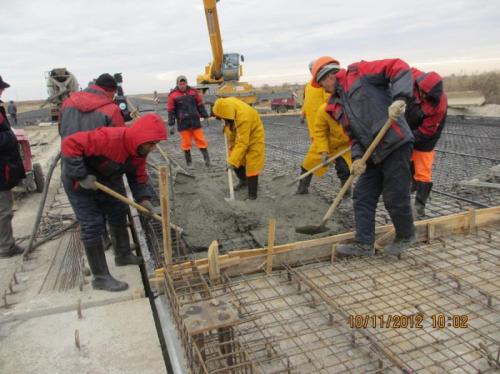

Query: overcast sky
left=1, top=0, right=500, bottom=101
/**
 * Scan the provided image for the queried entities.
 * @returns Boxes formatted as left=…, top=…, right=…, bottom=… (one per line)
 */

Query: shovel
left=223, top=133, right=235, bottom=201
left=281, top=147, right=351, bottom=187
left=94, top=181, right=183, bottom=233
left=295, top=116, right=395, bottom=235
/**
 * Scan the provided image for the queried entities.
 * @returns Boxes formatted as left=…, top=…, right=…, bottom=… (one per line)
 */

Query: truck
left=271, top=96, right=298, bottom=113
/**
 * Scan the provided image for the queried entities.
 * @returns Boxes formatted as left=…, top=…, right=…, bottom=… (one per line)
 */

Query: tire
left=279, top=105, right=288, bottom=113
left=33, top=163, right=45, bottom=193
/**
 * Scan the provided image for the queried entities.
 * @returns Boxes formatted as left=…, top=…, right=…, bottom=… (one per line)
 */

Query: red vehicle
left=271, top=96, right=297, bottom=113
left=13, top=129, right=45, bottom=193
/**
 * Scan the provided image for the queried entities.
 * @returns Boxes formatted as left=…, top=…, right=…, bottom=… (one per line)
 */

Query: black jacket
left=0, top=103, right=25, bottom=190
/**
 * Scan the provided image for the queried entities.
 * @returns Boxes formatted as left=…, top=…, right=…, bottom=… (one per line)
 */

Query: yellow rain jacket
left=213, top=98, right=265, bottom=176
left=302, top=80, right=330, bottom=139
left=302, top=103, right=352, bottom=177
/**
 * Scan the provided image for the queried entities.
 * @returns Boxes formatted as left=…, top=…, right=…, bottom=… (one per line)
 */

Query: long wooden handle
left=288, top=147, right=351, bottom=186
left=319, top=117, right=395, bottom=227
left=224, top=133, right=235, bottom=200
left=95, top=181, right=162, bottom=223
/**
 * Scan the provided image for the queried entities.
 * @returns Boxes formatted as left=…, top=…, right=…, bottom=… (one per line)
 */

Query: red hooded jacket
left=59, top=85, right=125, bottom=138
left=405, top=68, right=447, bottom=151
left=61, top=114, right=166, bottom=201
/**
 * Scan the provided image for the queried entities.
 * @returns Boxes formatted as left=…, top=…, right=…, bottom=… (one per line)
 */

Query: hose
left=24, top=151, right=61, bottom=259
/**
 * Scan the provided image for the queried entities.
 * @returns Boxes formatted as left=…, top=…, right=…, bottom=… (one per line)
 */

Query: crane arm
left=203, top=0, right=223, bottom=80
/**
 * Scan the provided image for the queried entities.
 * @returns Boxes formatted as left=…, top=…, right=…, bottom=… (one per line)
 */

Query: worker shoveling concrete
left=170, top=170, right=354, bottom=251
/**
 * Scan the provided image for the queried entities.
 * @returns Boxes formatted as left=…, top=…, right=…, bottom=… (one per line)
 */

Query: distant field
left=12, top=100, right=46, bottom=114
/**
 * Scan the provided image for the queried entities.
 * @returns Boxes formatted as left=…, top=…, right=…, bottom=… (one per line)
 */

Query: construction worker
left=60, top=73, right=133, bottom=256
left=167, top=75, right=210, bottom=167
left=0, top=76, right=26, bottom=258
left=7, top=101, right=17, bottom=126
left=297, top=60, right=351, bottom=194
left=59, top=73, right=125, bottom=138
left=212, top=97, right=265, bottom=200
left=312, top=57, right=415, bottom=257
left=406, top=68, right=447, bottom=218
left=61, top=114, right=167, bottom=291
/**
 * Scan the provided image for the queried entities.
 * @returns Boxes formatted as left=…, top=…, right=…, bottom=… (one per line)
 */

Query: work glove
left=139, top=200, right=161, bottom=218
left=321, top=152, right=329, bottom=165
left=79, top=175, right=97, bottom=190
left=351, top=159, right=366, bottom=177
left=227, top=163, right=236, bottom=171
left=388, top=100, right=407, bottom=120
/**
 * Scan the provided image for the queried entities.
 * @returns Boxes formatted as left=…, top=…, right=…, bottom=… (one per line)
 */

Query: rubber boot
left=384, top=233, right=417, bottom=256
left=0, top=244, right=24, bottom=258
left=200, top=148, right=211, bottom=167
left=414, top=181, right=433, bottom=218
left=336, top=242, right=374, bottom=257
left=296, top=167, right=312, bottom=195
left=247, top=176, right=258, bottom=200
left=184, top=150, right=192, bottom=168
left=83, top=241, right=129, bottom=292
left=109, top=225, right=143, bottom=266
left=233, top=166, right=247, bottom=191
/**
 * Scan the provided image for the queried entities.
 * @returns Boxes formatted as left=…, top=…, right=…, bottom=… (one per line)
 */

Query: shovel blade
left=295, top=225, right=329, bottom=235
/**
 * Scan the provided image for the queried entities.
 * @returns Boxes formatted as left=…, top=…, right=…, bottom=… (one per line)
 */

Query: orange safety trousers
left=179, top=128, right=208, bottom=151
left=412, top=150, right=435, bottom=183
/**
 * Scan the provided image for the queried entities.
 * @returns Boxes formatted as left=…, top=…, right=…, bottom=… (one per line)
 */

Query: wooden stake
left=159, top=166, right=172, bottom=265
left=266, top=219, right=277, bottom=274
left=208, top=240, right=220, bottom=282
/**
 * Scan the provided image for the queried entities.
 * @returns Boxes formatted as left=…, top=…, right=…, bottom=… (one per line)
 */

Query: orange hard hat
left=311, top=56, right=341, bottom=87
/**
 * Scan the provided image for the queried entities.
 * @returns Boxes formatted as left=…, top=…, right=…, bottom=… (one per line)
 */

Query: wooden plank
left=265, top=219, right=277, bottom=274
left=159, top=166, right=172, bottom=265
left=208, top=240, right=220, bottom=281
left=157, top=206, right=500, bottom=277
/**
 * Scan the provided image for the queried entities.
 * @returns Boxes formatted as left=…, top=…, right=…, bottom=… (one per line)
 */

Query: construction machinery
left=196, top=0, right=256, bottom=107
left=42, top=68, right=79, bottom=122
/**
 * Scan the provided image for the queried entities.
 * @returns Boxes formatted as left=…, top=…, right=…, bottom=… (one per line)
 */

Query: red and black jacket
left=59, top=85, right=125, bottom=138
left=326, top=59, right=414, bottom=163
left=0, top=103, right=25, bottom=191
left=61, top=114, right=166, bottom=202
left=167, top=86, right=208, bottom=131
left=405, top=68, right=447, bottom=151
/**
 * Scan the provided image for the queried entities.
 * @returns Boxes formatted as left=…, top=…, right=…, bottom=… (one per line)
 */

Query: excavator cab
left=221, top=53, right=241, bottom=81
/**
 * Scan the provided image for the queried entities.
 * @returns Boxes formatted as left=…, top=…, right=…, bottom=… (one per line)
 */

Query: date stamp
left=347, top=313, right=469, bottom=329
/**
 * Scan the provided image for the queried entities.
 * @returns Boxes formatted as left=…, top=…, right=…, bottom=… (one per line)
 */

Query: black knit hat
left=95, top=73, right=117, bottom=91
left=0, top=75, right=10, bottom=89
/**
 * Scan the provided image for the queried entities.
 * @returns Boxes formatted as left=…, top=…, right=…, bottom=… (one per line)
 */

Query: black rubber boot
left=200, top=148, right=211, bottom=167
left=336, top=242, right=374, bottom=257
left=233, top=166, right=247, bottom=191
left=109, top=225, right=143, bottom=266
left=83, top=241, right=129, bottom=292
left=414, top=181, right=433, bottom=218
left=384, top=233, right=417, bottom=256
left=247, top=176, right=258, bottom=200
left=296, top=167, right=312, bottom=195
left=184, top=150, right=192, bottom=168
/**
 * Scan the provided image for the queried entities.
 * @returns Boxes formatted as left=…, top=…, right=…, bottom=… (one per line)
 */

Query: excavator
left=197, top=0, right=257, bottom=106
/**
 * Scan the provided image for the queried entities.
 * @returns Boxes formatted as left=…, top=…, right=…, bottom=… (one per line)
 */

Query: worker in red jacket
left=406, top=68, right=447, bottom=218
left=59, top=73, right=125, bottom=138
left=61, top=114, right=167, bottom=292
left=167, top=75, right=210, bottom=167
left=312, top=57, right=415, bottom=257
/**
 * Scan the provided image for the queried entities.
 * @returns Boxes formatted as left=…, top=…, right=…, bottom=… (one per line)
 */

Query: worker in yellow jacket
left=297, top=102, right=352, bottom=194
left=301, top=61, right=330, bottom=140
left=213, top=97, right=265, bottom=200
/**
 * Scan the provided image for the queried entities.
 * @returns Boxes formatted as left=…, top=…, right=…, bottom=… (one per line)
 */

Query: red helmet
left=311, top=56, right=341, bottom=87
